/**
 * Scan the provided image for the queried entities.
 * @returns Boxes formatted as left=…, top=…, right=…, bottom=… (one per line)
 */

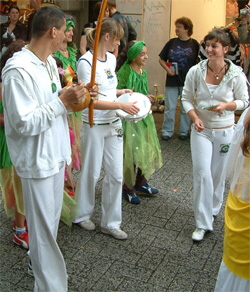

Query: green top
left=116, top=64, right=149, bottom=94
left=53, top=45, right=77, bottom=72
left=0, top=100, right=12, bottom=168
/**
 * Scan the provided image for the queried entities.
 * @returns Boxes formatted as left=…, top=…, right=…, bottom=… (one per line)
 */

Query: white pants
left=73, top=121, right=123, bottom=229
left=191, top=125, right=234, bottom=231
left=214, top=261, right=250, bottom=292
left=21, top=162, right=67, bottom=292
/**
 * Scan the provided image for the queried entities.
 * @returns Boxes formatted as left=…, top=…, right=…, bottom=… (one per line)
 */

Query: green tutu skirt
left=122, top=113, right=162, bottom=188
left=60, top=190, right=77, bottom=227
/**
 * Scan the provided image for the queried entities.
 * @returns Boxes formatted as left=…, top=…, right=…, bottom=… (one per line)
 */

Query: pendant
left=51, top=82, right=57, bottom=93
left=215, top=74, right=219, bottom=80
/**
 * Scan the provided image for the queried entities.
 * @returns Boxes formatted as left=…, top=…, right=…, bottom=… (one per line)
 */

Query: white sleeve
left=182, top=66, right=197, bottom=113
left=2, top=69, right=66, bottom=136
left=77, top=58, right=92, bottom=86
left=232, top=72, right=249, bottom=110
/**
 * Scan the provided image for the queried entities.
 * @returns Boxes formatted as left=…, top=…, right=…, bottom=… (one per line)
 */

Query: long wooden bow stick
left=89, top=0, right=108, bottom=127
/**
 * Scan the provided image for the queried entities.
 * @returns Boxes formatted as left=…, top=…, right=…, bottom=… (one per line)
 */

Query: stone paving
left=0, top=112, right=227, bottom=292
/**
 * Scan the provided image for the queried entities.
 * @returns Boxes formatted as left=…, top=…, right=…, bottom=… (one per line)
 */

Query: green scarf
left=65, top=20, right=75, bottom=32
left=127, top=41, right=146, bottom=62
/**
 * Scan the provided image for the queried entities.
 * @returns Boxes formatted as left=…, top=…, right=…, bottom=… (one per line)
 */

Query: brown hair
left=175, top=17, right=194, bottom=36
left=32, top=6, right=65, bottom=39
left=8, top=5, right=20, bottom=13
left=107, top=0, right=117, bottom=9
left=0, top=39, right=27, bottom=81
left=107, top=0, right=116, bottom=15
left=116, top=40, right=135, bottom=71
left=85, top=17, right=123, bottom=50
left=204, top=28, right=231, bottom=47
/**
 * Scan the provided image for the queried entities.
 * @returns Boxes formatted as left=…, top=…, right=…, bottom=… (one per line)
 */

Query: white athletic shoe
left=100, top=227, right=128, bottom=240
left=192, top=228, right=206, bottom=241
left=78, top=219, right=95, bottom=231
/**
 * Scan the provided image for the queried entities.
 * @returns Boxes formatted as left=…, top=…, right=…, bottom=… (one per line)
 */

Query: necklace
left=207, top=62, right=227, bottom=80
left=59, top=48, right=68, bottom=54
left=130, top=64, right=142, bottom=75
left=45, top=60, right=57, bottom=93
left=27, top=45, right=57, bottom=93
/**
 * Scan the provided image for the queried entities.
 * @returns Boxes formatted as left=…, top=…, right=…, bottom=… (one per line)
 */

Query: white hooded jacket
left=182, top=59, right=249, bottom=129
left=2, top=47, right=71, bottom=178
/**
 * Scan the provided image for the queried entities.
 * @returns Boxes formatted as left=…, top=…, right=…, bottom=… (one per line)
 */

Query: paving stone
left=0, top=111, right=229, bottom=291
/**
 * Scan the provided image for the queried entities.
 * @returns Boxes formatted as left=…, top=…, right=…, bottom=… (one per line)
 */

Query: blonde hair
left=85, top=17, right=124, bottom=50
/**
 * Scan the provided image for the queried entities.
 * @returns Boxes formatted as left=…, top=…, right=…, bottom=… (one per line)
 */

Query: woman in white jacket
left=182, top=29, right=249, bottom=241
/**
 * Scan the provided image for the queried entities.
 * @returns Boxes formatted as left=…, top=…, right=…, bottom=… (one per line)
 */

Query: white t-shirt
left=77, top=51, right=118, bottom=123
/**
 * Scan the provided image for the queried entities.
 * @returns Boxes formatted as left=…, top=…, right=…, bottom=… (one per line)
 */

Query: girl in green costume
left=53, top=18, right=82, bottom=193
left=53, top=19, right=77, bottom=72
left=117, top=41, right=162, bottom=204
left=0, top=40, right=28, bottom=249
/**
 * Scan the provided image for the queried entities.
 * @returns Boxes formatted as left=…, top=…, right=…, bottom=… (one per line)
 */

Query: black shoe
left=162, top=135, right=171, bottom=141
left=178, top=134, right=189, bottom=140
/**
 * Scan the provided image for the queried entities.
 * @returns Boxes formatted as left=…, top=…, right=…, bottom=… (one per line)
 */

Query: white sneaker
left=192, top=228, right=206, bottom=241
left=78, top=219, right=95, bottom=231
left=100, top=227, right=128, bottom=240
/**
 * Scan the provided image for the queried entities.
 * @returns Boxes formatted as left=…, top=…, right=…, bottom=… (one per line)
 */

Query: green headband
left=65, top=20, right=75, bottom=32
left=127, top=41, right=146, bottom=62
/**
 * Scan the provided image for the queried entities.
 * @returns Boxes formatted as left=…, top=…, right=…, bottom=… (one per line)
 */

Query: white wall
left=143, top=0, right=171, bottom=95
left=171, top=0, right=227, bottom=42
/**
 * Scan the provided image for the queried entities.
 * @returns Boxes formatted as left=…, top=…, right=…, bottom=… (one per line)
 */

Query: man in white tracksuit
left=2, top=7, right=89, bottom=292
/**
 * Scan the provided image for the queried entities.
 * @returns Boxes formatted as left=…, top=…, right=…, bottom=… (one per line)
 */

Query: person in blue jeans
left=159, top=17, right=200, bottom=141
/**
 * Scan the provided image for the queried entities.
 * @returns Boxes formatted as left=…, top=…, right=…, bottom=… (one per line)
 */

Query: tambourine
left=115, top=92, right=151, bottom=122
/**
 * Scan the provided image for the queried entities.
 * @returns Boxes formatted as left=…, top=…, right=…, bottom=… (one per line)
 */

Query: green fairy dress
left=53, top=46, right=77, bottom=72
left=117, top=64, right=162, bottom=188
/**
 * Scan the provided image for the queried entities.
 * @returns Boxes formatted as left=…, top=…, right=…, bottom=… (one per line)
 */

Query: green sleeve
left=117, top=64, right=131, bottom=89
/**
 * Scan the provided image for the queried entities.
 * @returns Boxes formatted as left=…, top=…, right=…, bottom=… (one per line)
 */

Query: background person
left=53, top=17, right=82, bottom=194
left=0, top=40, right=28, bottom=250
left=79, top=1, right=110, bottom=55
left=182, top=28, right=249, bottom=242
left=159, top=16, right=200, bottom=141
left=214, top=106, right=250, bottom=292
left=54, top=16, right=77, bottom=73
left=2, top=7, right=91, bottom=291
left=73, top=18, right=139, bottom=240
left=107, top=0, right=137, bottom=56
left=116, top=40, right=162, bottom=204
left=0, top=5, right=27, bottom=56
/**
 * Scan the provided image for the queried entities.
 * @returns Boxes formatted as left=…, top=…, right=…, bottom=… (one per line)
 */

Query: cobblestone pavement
left=0, top=112, right=227, bottom=292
